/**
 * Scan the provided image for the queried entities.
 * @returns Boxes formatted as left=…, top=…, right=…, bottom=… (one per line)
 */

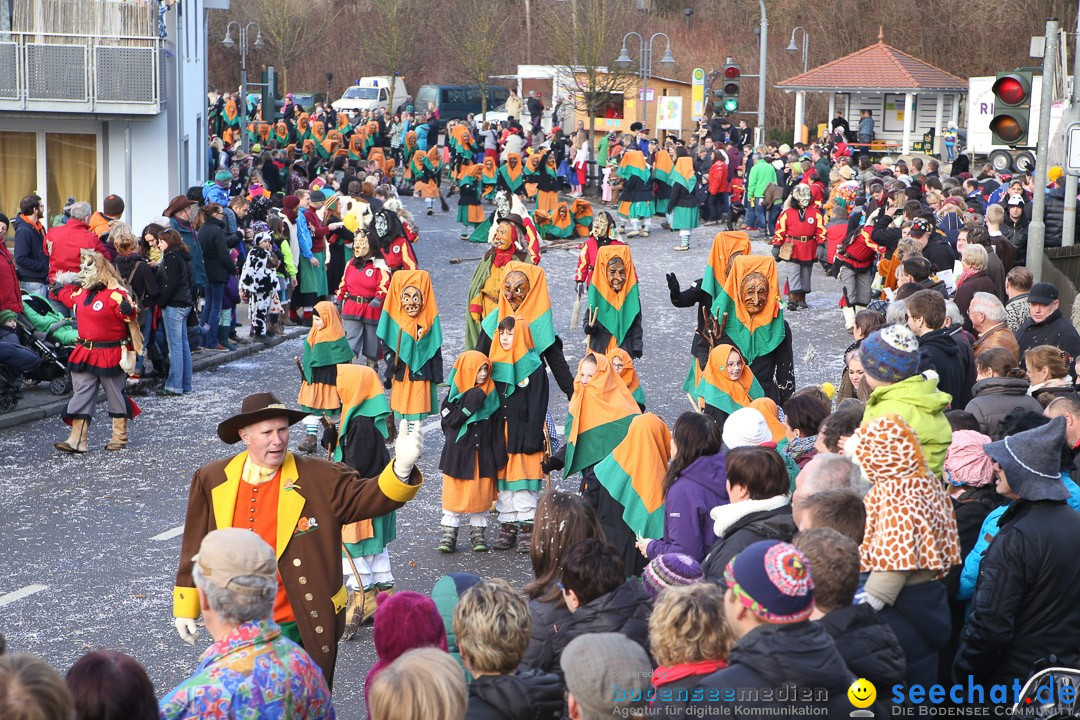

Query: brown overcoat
left=172, top=450, right=422, bottom=686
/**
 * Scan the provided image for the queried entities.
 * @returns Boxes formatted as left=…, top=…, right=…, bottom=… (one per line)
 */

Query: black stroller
left=15, top=312, right=72, bottom=396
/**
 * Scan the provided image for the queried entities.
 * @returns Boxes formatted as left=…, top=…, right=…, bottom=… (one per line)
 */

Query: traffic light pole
left=1027, top=17, right=1059, bottom=279
left=1062, top=8, right=1080, bottom=247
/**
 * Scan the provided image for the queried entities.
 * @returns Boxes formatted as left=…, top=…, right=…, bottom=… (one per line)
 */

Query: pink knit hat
left=944, top=429, right=994, bottom=488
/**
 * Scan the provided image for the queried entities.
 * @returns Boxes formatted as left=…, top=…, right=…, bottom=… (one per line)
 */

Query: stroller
left=15, top=311, right=72, bottom=396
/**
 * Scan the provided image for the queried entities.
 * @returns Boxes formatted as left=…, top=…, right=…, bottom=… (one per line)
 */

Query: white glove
left=174, top=617, right=198, bottom=646
left=392, top=420, right=423, bottom=480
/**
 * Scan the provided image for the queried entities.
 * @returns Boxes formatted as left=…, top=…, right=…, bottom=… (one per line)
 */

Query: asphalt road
left=0, top=193, right=851, bottom=719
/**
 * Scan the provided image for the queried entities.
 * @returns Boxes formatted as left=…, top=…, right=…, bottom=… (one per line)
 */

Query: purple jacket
left=646, top=452, right=729, bottom=562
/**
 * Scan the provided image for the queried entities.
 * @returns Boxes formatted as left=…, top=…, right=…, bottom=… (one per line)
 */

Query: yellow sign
left=691, top=67, right=705, bottom=119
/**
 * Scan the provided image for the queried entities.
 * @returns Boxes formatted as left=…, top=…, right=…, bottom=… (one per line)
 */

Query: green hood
left=864, top=375, right=953, bottom=476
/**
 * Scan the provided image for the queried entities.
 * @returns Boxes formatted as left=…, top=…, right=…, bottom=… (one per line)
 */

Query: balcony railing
left=0, top=32, right=162, bottom=115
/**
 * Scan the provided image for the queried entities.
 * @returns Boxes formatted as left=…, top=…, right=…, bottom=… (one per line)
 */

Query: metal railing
left=0, top=31, right=161, bottom=113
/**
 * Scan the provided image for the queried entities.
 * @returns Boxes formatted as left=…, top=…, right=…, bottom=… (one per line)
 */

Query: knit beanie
left=723, top=540, right=814, bottom=624
left=859, top=325, right=920, bottom=384
left=103, top=194, right=125, bottom=217
left=215, top=169, right=233, bottom=183
left=944, top=429, right=994, bottom=488
left=0, top=310, right=16, bottom=326
left=722, top=408, right=772, bottom=449
left=641, top=554, right=703, bottom=599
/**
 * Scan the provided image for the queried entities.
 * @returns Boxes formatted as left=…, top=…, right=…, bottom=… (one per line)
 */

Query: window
left=0, top=132, right=37, bottom=236
left=46, top=133, right=97, bottom=221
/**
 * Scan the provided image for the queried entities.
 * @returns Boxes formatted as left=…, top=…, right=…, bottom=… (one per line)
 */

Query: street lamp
left=222, top=20, right=263, bottom=153
left=786, top=26, right=809, bottom=74
left=616, top=32, right=675, bottom=124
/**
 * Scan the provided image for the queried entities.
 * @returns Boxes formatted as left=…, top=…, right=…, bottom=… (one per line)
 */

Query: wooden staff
left=584, top=307, right=598, bottom=349
left=542, top=422, right=553, bottom=492
left=686, top=392, right=703, bottom=413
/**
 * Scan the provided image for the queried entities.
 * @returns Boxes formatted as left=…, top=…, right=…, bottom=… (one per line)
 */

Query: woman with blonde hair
left=648, top=584, right=734, bottom=717
left=368, top=648, right=466, bottom=720
left=1026, top=345, right=1076, bottom=402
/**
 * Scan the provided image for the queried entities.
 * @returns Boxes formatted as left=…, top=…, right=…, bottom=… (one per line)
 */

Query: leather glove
left=666, top=272, right=680, bottom=294
left=583, top=323, right=596, bottom=335
left=771, top=245, right=781, bottom=260
left=541, top=453, right=565, bottom=474
left=174, top=617, right=198, bottom=646
left=393, top=420, right=423, bottom=480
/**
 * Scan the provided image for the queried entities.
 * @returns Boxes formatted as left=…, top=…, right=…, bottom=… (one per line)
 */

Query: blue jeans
left=20, top=281, right=48, bottom=297
left=766, top=204, right=782, bottom=236
left=134, top=312, right=153, bottom=375
left=747, top=199, right=764, bottom=229
left=163, top=306, right=193, bottom=393
left=200, top=282, right=225, bottom=348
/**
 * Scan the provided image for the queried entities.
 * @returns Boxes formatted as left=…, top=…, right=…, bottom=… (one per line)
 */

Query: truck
left=967, top=75, right=1067, bottom=173
left=331, top=76, right=408, bottom=114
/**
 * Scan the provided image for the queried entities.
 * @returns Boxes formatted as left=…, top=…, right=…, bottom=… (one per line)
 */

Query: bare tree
left=250, top=0, right=341, bottom=92
left=543, top=0, right=636, bottom=150
left=357, top=0, right=426, bottom=111
left=438, top=0, right=511, bottom=117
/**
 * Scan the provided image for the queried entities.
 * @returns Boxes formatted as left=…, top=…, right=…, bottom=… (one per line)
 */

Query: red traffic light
left=992, top=74, right=1031, bottom=106
left=724, top=65, right=740, bottom=79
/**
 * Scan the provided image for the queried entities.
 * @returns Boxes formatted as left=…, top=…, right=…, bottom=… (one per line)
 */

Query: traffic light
left=721, top=63, right=740, bottom=113
left=990, top=70, right=1033, bottom=146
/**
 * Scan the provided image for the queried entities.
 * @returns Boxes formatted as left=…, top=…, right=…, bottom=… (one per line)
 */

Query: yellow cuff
left=378, top=462, right=422, bottom=503
left=173, top=586, right=200, bottom=619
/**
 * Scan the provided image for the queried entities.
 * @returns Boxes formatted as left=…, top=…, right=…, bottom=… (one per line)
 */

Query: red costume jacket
left=56, top=284, right=136, bottom=376
left=773, top=206, right=826, bottom=264
left=574, top=237, right=625, bottom=286
left=837, top=224, right=883, bottom=270
left=303, top=208, right=331, bottom=254
left=337, top=260, right=389, bottom=321
left=380, top=236, right=418, bottom=272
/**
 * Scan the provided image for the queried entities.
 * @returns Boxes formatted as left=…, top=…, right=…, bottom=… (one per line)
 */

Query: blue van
left=414, top=84, right=510, bottom=120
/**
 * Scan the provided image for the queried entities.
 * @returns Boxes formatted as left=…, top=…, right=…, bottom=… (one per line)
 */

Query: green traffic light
left=723, top=98, right=738, bottom=112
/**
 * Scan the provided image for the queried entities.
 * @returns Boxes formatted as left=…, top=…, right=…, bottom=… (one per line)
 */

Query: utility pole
left=1063, top=7, right=1080, bottom=247
left=757, top=0, right=768, bottom=138
left=1027, top=18, right=1060, bottom=278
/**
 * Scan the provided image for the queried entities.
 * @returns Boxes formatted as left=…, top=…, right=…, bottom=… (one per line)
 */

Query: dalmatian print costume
left=239, top=231, right=283, bottom=335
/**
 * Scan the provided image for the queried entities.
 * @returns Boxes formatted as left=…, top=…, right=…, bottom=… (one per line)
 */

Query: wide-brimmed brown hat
left=217, top=392, right=308, bottom=444
left=163, top=195, right=198, bottom=218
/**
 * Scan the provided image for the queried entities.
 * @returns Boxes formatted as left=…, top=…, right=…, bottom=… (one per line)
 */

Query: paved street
left=0, top=194, right=850, bottom=719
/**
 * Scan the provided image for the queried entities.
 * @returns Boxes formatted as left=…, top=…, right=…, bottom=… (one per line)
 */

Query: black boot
left=493, top=522, right=517, bottom=551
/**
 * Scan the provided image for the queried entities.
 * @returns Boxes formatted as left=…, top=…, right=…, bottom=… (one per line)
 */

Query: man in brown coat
left=969, top=291, right=1020, bottom=364
left=172, top=392, right=423, bottom=687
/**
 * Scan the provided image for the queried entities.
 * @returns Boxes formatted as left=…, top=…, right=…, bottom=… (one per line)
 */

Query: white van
left=332, top=76, right=408, bottom=114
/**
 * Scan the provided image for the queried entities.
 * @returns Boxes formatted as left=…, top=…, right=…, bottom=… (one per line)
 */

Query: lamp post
left=786, top=26, right=809, bottom=74
left=616, top=32, right=675, bottom=125
left=756, top=0, right=768, bottom=139
left=222, top=20, right=264, bottom=154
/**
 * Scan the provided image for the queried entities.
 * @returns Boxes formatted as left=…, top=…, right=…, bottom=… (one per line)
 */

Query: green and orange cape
left=593, top=413, right=672, bottom=539
left=709, top=254, right=786, bottom=363
left=564, top=353, right=641, bottom=477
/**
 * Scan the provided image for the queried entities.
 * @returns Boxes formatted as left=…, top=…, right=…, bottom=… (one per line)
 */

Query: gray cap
left=984, top=416, right=1070, bottom=502
left=560, top=633, right=652, bottom=717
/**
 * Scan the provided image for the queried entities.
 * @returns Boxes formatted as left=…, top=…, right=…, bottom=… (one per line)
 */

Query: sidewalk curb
left=0, top=328, right=306, bottom=432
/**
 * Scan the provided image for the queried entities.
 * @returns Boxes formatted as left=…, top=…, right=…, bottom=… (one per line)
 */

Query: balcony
left=0, top=32, right=163, bottom=115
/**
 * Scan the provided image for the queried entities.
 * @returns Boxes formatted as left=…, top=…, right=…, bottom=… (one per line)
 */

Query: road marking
left=151, top=525, right=185, bottom=541
left=0, top=584, right=47, bottom=608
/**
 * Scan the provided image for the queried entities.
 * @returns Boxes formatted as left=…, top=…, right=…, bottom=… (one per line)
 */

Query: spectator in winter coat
left=795, top=528, right=905, bottom=715
left=697, top=541, right=855, bottom=716
left=542, top=539, right=652, bottom=680
left=453, top=580, right=561, bottom=720
left=45, top=202, right=108, bottom=282
left=707, top=151, right=731, bottom=228
left=955, top=417, right=1080, bottom=686
left=965, top=348, right=1043, bottom=439
left=1016, top=282, right=1080, bottom=362
left=1045, top=176, right=1074, bottom=248
left=907, top=289, right=975, bottom=409
left=12, top=195, right=48, bottom=296
left=560, top=633, right=653, bottom=720
left=1004, top=266, right=1032, bottom=332
left=790, top=453, right=866, bottom=529
left=519, top=492, right=605, bottom=673
left=647, top=584, right=734, bottom=719
left=196, top=204, right=236, bottom=351
left=860, top=324, right=953, bottom=476
left=639, top=413, right=726, bottom=563
left=702, top=446, right=795, bottom=582
left=0, top=217, right=22, bottom=315
left=953, top=244, right=998, bottom=328
left=153, top=229, right=194, bottom=395
left=88, top=194, right=124, bottom=238
left=968, top=292, right=1019, bottom=363
left=0, top=308, right=38, bottom=377
left=910, top=216, right=955, bottom=273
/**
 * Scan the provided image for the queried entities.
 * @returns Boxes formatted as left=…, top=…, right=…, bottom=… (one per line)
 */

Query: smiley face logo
left=847, top=678, right=876, bottom=709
